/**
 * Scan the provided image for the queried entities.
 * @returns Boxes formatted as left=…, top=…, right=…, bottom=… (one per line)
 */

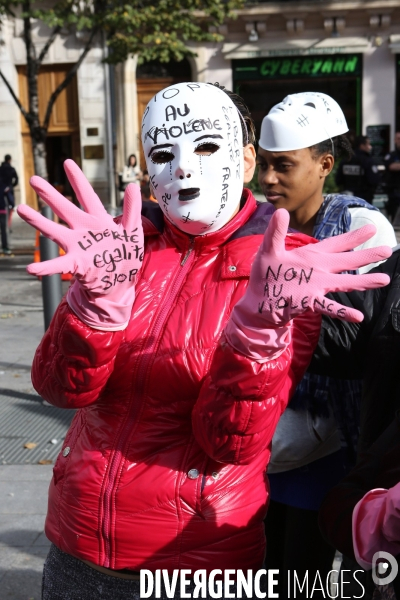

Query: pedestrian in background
left=0, top=154, right=18, bottom=233
left=256, top=92, right=396, bottom=599
left=0, top=154, right=18, bottom=208
left=120, top=153, right=142, bottom=188
left=0, top=179, right=11, bottom=254
left=122, top=153, right=142, bottom=184
left=119, top=153, right=143, bottom=208
left=384, top=132, right=400, bottom=224
left=336, top=135, right=381, bottom=204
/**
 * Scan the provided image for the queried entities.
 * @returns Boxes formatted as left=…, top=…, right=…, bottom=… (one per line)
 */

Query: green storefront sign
left=233, top=55, right=361, bottom=80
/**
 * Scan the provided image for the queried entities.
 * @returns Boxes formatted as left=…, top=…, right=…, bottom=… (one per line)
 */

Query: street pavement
left=0, top=465, right=52, bottom=600
left=0, top=213, right=71, bottom=600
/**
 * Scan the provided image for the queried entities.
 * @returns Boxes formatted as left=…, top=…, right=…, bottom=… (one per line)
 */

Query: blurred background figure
left=0, top=180, right=11, bottom=254
left=0, top=154, right=18, bottom=233
left=336, top=135, right=381, bottom=204
left=119, top=153, right=142, bottom=206
left=140, top=169, right=157, bottom=204
left=122, top=153, right=142, bottom=183
left=384, top=132, right=400, bottom=225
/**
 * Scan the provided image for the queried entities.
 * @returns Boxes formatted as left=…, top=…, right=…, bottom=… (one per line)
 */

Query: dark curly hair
left=209, top=82, right=256, bottom=147
left=310, top=134, right=353, bottom=161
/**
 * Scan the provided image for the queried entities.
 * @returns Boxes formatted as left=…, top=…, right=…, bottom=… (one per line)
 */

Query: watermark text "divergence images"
left=139, top=569, right=366, bottom=598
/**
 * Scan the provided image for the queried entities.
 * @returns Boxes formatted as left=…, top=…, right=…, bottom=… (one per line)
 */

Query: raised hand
left=223, top=209, right=391, bottom=362
left=235, top=208, right=391, bottom=327
left=17, top=160, right=144, bottom=330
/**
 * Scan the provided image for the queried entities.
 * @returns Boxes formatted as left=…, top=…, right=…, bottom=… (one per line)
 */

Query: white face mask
left=141, top=83, right=244, bottom=236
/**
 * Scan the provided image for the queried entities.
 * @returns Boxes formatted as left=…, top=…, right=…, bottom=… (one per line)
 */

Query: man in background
left=0, top=154, right=18, bottom=233
left=336, top=135, right=381, bottom=204
left=384, top=131, right=400, bottom=223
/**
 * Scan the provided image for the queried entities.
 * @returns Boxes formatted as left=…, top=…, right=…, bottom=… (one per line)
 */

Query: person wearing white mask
left=16, top=83, right=391, bottom=599
left=257, top=92, right=396, bottom=598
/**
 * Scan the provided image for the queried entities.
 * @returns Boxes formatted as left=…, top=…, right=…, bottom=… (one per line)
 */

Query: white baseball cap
left=259, top=92, right=349, bottom=151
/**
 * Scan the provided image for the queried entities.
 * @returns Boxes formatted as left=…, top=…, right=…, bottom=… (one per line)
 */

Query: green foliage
left=0, top=0, right=17, bottom=20
left=103, top=0, right=243, bottom=64
left=1, top=0, right=244, bottom=65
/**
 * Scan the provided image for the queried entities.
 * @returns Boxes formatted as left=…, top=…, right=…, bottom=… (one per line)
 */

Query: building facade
left=0, top=0, right=399, bottom=207
left=193, top=0, right=400, bottom=162
left=0, top=16, right=113, bottom=208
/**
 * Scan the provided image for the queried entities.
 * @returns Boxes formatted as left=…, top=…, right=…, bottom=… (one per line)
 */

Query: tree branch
left=42, top=27, right=98, bottom=131
left=0, top=68, right=31, bottom=125
left=23, top=3, right=37, bottom=66
left=37, top=24, right=62, bottom=66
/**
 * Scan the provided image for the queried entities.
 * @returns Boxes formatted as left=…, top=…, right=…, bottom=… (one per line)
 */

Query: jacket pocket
left=52, top=411, right=83, bottom=485
left=197, top=460, right=224, bottom=511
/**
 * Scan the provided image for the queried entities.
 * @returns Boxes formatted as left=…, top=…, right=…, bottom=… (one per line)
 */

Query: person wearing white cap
left=257, top=92, right=397, bottom=598
left=257, top=92, right=395, bottom=250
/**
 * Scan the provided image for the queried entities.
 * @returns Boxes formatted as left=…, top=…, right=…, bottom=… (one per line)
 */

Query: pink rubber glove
left=353, top=485, right=400, bottom=570
left=224, top=209, right=391, bottom=361
left=17, top=160, right=144, bottom=330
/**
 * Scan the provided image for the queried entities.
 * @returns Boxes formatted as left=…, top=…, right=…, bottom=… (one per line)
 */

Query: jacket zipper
left=181, top=238, right=194, bottom=266
left=101, top=238, right=196, bottom=567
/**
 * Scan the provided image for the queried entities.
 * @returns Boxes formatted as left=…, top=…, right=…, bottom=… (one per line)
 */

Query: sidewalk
left=0, top=466, right=52, bottom=600
left=8, top=211, right=37, bottom=255
left=0, top=214, right=72, bottom=599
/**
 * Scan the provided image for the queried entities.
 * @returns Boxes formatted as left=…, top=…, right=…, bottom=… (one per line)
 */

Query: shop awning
left=222, top=37, right=371, bottom=60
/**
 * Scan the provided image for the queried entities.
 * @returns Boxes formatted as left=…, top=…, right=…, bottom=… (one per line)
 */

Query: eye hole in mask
left=151, top=151, right=175, bottom=165
left=194, top=142, right=220, bottom=157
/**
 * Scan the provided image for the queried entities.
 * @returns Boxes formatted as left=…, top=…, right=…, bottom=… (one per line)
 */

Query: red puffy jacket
left=32, top=190, right=320, bottom=572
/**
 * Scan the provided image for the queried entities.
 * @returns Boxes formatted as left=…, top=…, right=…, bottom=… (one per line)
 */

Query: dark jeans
left=42, top=545, right=143, bottom=600
left=0, top=213, right=8, bottom=250
left=42, top=544, right=262, bottom=599
left=4, top=188, right=14, bottom=209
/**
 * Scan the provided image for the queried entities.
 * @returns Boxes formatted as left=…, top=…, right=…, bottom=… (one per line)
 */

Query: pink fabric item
left=17, top=160, right=144, bottom=330
left=223, top=317, right=291, bottom=362
left=353, top=485, right=400, bottom=570
left=223, top=209, right=391, bottom=361
left=228, top=208, right=391, bottom=335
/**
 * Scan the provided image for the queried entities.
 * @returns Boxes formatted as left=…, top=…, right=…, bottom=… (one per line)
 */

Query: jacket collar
left=142, top=190, right=315, bottom=279
left=162, top=188, right=258, bottom=253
